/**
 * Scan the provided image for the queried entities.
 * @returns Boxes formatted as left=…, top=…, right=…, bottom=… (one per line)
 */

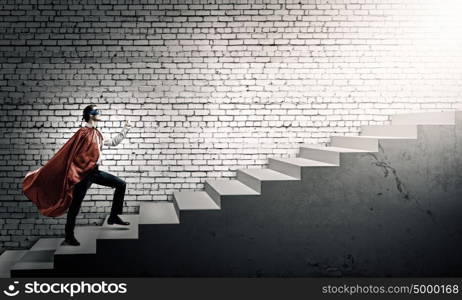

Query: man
left=64, top=104, right=134, bottom=246
left=23, top=104, right=133, bottom=246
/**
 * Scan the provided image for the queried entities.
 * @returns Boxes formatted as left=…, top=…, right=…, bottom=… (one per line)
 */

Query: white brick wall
left=1, top=0, right=462, bottom=250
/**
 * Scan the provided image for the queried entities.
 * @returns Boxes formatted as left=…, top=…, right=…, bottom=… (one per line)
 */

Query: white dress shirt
left=84, top=122, right=131, bottom=166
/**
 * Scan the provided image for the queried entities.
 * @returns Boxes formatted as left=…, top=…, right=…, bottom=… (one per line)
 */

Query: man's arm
left=103, top=126, right=131, bottom=147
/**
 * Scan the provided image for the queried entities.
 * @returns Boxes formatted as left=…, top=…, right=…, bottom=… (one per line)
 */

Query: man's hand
left=123, top=120, right=133, bottom=128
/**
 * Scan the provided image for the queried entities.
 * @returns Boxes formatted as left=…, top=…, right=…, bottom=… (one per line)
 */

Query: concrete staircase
left=1, top=110, right=462, bottom=277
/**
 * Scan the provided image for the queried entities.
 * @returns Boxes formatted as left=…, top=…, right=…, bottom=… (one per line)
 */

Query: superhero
left=23, top=104, right=133, bottom=246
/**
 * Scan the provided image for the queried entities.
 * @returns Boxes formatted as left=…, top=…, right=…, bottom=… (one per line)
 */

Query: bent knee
left=117, top=180, right=126, bottom=189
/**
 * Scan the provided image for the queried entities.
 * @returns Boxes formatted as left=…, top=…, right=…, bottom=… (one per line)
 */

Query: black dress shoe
left=61, top=235, right=80, bottom=246
left=107, top=215, right=130, bottom=226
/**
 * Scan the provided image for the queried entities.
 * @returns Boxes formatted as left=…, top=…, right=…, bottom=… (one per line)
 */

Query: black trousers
left=65, top=165, right=126, bottom=237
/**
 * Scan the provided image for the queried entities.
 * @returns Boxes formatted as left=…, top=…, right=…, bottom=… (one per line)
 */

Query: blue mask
left=89, top=109, right=100, bottom=115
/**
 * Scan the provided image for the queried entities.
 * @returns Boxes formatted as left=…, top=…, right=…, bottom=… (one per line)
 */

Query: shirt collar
left=85, top=122, right=96, bottom=128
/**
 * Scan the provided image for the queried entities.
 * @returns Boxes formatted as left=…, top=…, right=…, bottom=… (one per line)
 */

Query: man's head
left=82, top=104, right=101, bottom=123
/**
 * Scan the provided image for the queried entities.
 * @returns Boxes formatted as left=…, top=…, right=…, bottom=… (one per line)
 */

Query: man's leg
left=88, top=168, right=129, bottom=224
left=64, top=176, right=92, bottom=244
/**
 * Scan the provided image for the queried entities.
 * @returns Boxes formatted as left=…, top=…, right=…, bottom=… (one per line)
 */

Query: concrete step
left=299, top=144, right=370, bottom=165
left=98, top=214, right=140, bottom=240
left=0, top=250, right=28, bottom=278
left=268, top=157, right=337, bottom=179
left=11, top=250, right=55, bottom=274
left=359, top=135, right=417, bottom=139
left=360, top=125, right=418, bottom=138
left=8, top=238, right=64, bottom=276
left=391, top=110, right=456, bottom=125
left=338, top=135, right=418, bottom=140
left=139, top=202, right=179, bottom=225
left=55, top=226, right=101, bottom=256
left=204, top=179, right=260, bottom=205
left=330, top=136, right=380, bottom=151
left=30, top=238, right=63, bottom=251
left=236, top=168, right=298, bottom=193
left=173, top=191, right=220, bottom=210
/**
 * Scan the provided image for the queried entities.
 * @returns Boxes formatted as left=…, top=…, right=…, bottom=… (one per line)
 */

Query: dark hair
left=82, top=104, right=96, bottom=122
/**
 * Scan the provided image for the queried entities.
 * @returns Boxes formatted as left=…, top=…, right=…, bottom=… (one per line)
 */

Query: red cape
left=22, top=126, right=103, bottom=217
